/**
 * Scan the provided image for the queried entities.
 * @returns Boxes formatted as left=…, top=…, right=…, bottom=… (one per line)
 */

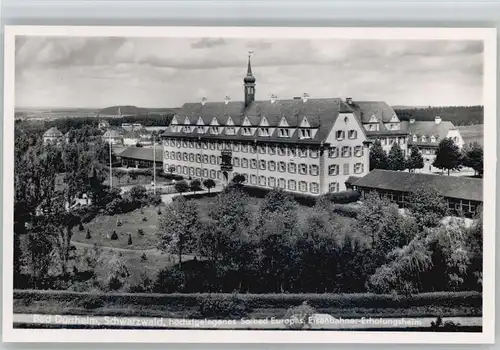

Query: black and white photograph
left=3, top=26, right=496, bottom=343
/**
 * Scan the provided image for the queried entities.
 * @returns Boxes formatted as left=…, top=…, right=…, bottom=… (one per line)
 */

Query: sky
left=15, top=36, right=484, bottom=108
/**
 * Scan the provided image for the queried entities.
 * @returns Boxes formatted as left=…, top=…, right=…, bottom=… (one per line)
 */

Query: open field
left=458, top=124, right=483, bottom=146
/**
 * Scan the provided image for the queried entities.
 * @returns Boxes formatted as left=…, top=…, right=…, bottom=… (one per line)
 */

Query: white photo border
left=2, top=25, right=496, bottom=344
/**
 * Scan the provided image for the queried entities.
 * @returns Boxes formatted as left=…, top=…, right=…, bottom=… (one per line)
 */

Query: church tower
left=244, top=54, right=256, bottom=107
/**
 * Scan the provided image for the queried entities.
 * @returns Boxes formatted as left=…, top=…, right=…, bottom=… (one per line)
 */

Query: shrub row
left=321, top=190, right=361, bottom=204
left=14, top=289, right=482, bottom=310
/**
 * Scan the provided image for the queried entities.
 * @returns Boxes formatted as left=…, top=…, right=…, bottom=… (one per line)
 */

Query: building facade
left=160, top=58, right=403, bottom=195
left=43, top=127, right=64, bottom=145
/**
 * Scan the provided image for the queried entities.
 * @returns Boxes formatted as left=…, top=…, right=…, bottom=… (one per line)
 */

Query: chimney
left=224, top=96, right=231, bottom=105
left=270, top=94, right=277, bottom=104
left=346, top=97, right=353, bottom=105
left=302, top=93, right=310, bottom=103
left=434, top=116, right=442, bottom=125
left=409, top=118, right=415, bottom=124
left=201, top=97, right=207, bottom=106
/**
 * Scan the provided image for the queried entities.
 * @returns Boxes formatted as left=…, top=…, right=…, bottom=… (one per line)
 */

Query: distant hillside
left=395, top=106, right=483, bottom=126
left=98, top=105, right=180, bottom=116
left=458, top=124, right=484, bottom=146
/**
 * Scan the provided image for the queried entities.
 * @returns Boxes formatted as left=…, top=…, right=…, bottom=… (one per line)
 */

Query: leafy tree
left=462, top=142, right=483, bottom=176
left=99, top=251, right=130, bottom=291
left=387, top=142, right=406, bottom=171
left=157, top=196, right=200, bottom=265
left=232, top=174, right=246, bottom=186
left=433, top=138, right=463, bottom=175
left=203, top=179, right=216, bottom=193
left=407, top=185, right=448, bottom=229
left=406, top=145, right=424, bottom=172
left=174, top=180, right=189, bottom=194
left=369, top=140, right=388, bottom=170
left=168, top=165, right=176, bottom=176
left=190, top=179, right=202, bottom=194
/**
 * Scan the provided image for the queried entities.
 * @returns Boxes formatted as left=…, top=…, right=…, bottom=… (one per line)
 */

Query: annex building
left=161, top=57, right=425, bottom=195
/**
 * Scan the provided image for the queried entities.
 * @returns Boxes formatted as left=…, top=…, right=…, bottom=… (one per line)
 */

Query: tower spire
left=247, top=51, right=254, bottom=76
left=244, top=51, right=256, bottom=107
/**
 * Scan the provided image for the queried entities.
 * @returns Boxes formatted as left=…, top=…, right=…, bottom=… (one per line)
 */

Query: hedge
left=14, top=289, right=482, bottom=310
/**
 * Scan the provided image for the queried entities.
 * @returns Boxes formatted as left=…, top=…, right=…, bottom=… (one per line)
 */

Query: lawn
left=73, top=206, right=162, bottom=250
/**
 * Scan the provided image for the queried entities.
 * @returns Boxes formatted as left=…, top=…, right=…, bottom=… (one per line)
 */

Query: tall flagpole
left=109, top=134, right=112, bottom=188
left=153, top=135, right=156, bottom=195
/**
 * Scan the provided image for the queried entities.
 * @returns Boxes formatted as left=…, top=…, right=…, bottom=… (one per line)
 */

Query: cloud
left=191, top=37, right=226, bottom=49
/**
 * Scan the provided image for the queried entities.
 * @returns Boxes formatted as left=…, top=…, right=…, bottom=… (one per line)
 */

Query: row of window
left=413, top=135, right=437, bottom=143
left=176, top=125, right=315, bottom=139
left=328, top=145, right=364, bottom=158
left=380, top=137, right=406, bottom=146
left=234, top=173, right=342, bottom=194
left=335, top=130, right=358, bottom=140
left=328, top=163, right=365, bottom=175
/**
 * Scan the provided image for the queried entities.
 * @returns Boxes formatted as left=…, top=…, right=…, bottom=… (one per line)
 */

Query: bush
left=127, top=234, right=132, bottom=245
left=175, top=180, right=190, bottom=193
left=284, top=302, right=316, bottom=329
left=85, top=229, right=91, bottom=239
left=141, top=253, right=148, bottom=262
left=157, top=208, right=162, bottom=215
left=129, top=185, right=148, bottom=202
left=322, top=190, right=361, bottom=204
left=78, top=222, right=84, bottom=231
left=332, top=204, right=360, bottom=218
left=198, top=294, right=248, bottom=319
left=142, top=217, right=147, bottom=222
left=110, top=231, right=118, bottom=240
left=138, top=228, right=144, bottom=236
left=81, top=294, right=104, bottom=310
left=116, top=219, right=123, bottom=227
left=105, top=198, right=123, bottom=216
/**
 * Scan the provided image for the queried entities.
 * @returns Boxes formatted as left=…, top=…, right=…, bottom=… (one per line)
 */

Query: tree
left=369, top=140, right=389, bottom=170
left=406, top=145, right=424, bottom=172
left=157, top=196, right=200, bottom=265
left=168, top=165, right=176, bottom=176
left=174, top=180, right=189, bottom=194
left=387, top=142, right=406, bottom=171
left=127, top=233, right=132, bottom=245
left=407, top=185, right=448, bottom=229
left=190, top=179, right=202, bottom=194
left=203, top=179, right=216, bottom=193
left=433, top=138, right=463, bottom=175
left=232, top=174, right=246, bottom=186
left=462, top=142, right=483, bottom=177
left=99, top=251, right=130, bottom=291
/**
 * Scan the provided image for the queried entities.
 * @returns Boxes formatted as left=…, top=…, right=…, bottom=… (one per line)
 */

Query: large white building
left=161, top=57, right=420, bottom=195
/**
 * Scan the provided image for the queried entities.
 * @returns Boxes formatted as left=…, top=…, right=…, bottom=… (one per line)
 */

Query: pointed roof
left=43, top=127, right=63, bottom=137
left=244, top=54, right=256, bottom=84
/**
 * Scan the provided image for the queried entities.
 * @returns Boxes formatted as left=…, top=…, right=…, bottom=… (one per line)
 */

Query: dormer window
left=348, top=130, right=357, bottom=139
left=279, top=128, right=290, bottom=138
left=259, top=128, right=270, bottom=137
left=183, top=126, right=192, bottom=133
left=413, top=135, right=418, bottom=142
left=431, top=136, right=436, bottom=143
left=300, top=129, right=311, bottom=139
left=421, top=135, right=427, bottom=142
left=241, top=127, right=252, bottom=136
left=336, top=130, right=345, bottom=140
left=226, top=127, right=236, bottom=135
left=209, top=126, right=219, bottom=135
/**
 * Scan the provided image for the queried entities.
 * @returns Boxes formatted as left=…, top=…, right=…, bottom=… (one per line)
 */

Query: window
left=259, top=176, right=266, bottom=186
left=354, top=146, right=363, bottom=157
left=299, top=163, right=307, bottom=175
left=203, top=169, right=208, bottom=177
left=259, top=128, right=270, bottom=137
left=354, top=163, right=364, bottom=174
left=242, top=174, right=248, bottom=183
left=242, top=158, right=248, bottom=168
left=422, top=135, right=427, bottom=142
left=242, top=144, right=248, bottom=153
left=278, top=178, right=286, bottom=189
left=189, top=167, right=195, bottom=176
left=259, top=160, right=266, bottom=170
left=169, top=140, right=175, bottom=147
left=196, top=168, right=201, bottom=177
left=210, top=155, right=216, bottom=164
left=268, top=177, right=276, bottom=187
left=342, top=146, right=352, bottom=157
left=299, top=148, right=308, bottom=158
left=165, top=152, right=169, bottom=160
left=329, top=164, right=339, bottom=176
left=258, top=145, right=266, bottom=154
left=182, top=141, right=188, bottom=148
left=328, top=147, right=339, bottom=158
left=344, top=116, right=349, bottom=124
left=250, top=159, right=257, bottom=169
left=250, top=174, right=257, bottom=185
left=209, top=126, right=219, bottom=135
left=217, top=156, right=222, bottom=165
left=203, top=155, right=209, bottom=163
left=300, top=129, right=311, bottom=139
left=171, top=151, right=176, bottom=159
left=329, top=182, right=339, bottom=193
left=431, top=136, right=436, bottom=143
left=242, top=127, right=252, bottom=136
left=348, top=130, right=357, bottom=139
left=288, top=147, right=297, bottom=158
left=426, top=149, right=431, bottom=155
left=196, top=154, right=201, bottom=163
left=310, top=149, right=318, bottom=158
left=310, top=182, right=319, bottom=194
left=177, top=165, right=182, bottom=174
left=278, top=146, right=286, bottom=156
left=234, top=157, right=240, bottom=167
left=187, top=141, right=193, bottom=148
left=209, top=142, right=216, bottom=150
left=288, top=180, right=297, bottom=191
left=216, top=142, right=223, bottom=150
left=288, top=162, right=296, bottom=173
left=399, top=137, right=406, bottom=145
left=268, top=145, right=276, bottom=155
left=310, top=164, right=319, bottom=176
left=183, top=166, right=188, bottom=175
left=249, top=145, right=256, bottom=154
left=217, top=171, right=221, bottom=180
left=278, top=161, right=286, bottom=172
left=233, top=143, right=241, bottom=152
left=176, top=141, right=181, bottom=148
left=382, top=138, right=387, bottom=146
left=336, top=130, right=345, bottom=140
left=226, top=127, right=236, bottom=135
left=279, top=128, right=290, bottom=137
left=268, top=161, right=276, bottom=171
left=189, top=153, right=195, bottom=162
left=183, top=153, right=188, bottom=161
left=299, top=181, right=307, bottom=192
left=343, top=163, right=350, bottom=175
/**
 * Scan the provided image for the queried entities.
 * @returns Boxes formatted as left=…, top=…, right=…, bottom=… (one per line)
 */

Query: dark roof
left=44, top=127, right=63, bottom=137
left=345, top=176, right=361, bottom=185
left=353, top=169, right=483, bottom=202
left=409, top=121, right=456, bottom=138
left=117, top=147, right=163, bottom=162
left=347, top=101, right=396, bottom=123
